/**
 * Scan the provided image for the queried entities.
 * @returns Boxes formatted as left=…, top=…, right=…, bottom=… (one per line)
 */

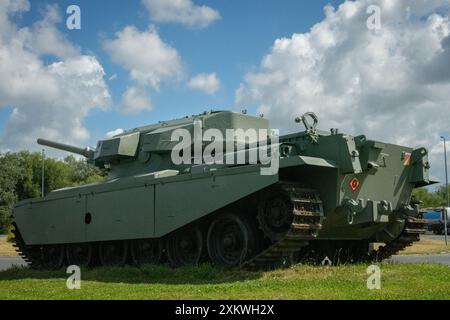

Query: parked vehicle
left=424, top=208, right=450, bottom=235
left=12, top=111, right=438, bottom=269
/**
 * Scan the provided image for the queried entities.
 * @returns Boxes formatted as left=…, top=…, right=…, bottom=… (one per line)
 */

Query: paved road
left=389, top=254, right=450, bottom=266
left=422, top=233, right=449, bottom=241
left=0, top=257, right=27, bottom=271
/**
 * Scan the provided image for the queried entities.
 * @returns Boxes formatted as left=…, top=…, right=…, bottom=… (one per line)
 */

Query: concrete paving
left=422, top=233, right=449, bottom=242
left=0, top=257, right=28, bottom=271
left=388, top=253, right=450, bottom=266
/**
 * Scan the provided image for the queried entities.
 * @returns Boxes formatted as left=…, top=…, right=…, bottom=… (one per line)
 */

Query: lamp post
left=441, top=136, right=449, bottom=246
left=41, top=149, right=45, bottom=198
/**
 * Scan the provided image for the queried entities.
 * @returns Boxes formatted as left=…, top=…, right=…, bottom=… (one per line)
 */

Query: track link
left=370, top=217, right=426, bottom=262
left=11, top=222, right=42, bottom=269
left=242, top=183, right=324, bottom=269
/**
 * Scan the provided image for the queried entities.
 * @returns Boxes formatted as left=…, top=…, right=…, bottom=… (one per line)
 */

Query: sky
left=1, top=0, right=450, bottom=185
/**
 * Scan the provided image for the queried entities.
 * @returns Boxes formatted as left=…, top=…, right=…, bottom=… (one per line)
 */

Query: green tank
left=11, top=111, right=437, bottom=269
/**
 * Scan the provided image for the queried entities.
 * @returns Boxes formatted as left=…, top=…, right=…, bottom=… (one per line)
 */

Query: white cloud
left=104, top=26, right=183, bottom=89
left=0, top=1, right=110, bottom=151
left=236, top=0, right=450, bottom=183
left=19, top=4, right=80, bottom=59
left=188, top=73, right=220, bottom=95
left=105, top=128, right=125, bottom=139
left=120, top=86, right=152, bottom=115
left=0, top=0, right=30, bottom=35
left=142, top=0, right=220, bottom=28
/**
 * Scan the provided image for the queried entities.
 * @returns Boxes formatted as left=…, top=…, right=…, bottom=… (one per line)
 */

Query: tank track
left=242, top=183, right=324, bottom=269
left=370, top=217, right=427, bottom=262
left=10, top=189, right=426, bottom=270
left=11, top=222, right=42, bottom=269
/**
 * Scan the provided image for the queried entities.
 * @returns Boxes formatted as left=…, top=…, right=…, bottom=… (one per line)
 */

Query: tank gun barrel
left=37, top=138, right=95, bottom=159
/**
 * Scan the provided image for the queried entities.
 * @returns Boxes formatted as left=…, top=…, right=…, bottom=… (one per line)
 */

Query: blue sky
left=0, top=0, right=343, bottom=146
left=1, top=0, right=450, bottom=184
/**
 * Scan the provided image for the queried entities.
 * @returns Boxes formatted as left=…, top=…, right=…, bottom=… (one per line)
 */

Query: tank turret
left=39, top=111, right=272, bottom=178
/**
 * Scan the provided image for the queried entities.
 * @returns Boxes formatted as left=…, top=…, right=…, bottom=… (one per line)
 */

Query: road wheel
left=207, top=213, right=256, bottom=267
left=166, top=226, right=203, bottom=267
left=130, top=239, right=163, bottom=266
left=41, top=245, right=65, bottom=270
left=98, top=241, right=128, bottom=266
left=66, top=243, right=93, bottom=267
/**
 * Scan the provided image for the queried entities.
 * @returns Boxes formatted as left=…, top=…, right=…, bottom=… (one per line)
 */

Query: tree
left=0, top=154, right=24, bottom=231
left=412, top=187, right=445, bottom=209
left=63, top=155, right=106, bottom=185
left=435, top=185, right=450, bottom=207
left=0, top=152, right=107, bottom=233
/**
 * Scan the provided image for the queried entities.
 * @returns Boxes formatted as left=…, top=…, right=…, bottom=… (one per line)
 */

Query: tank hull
left=14, top=166, right=277, bottom=245
left=15, top=140, right=419, bottom=246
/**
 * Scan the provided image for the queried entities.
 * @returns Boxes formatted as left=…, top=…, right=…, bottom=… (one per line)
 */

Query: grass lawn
left=0, top=263, right=449, bottom=300
left=401, top=238, right=449, bottom=255
left=0, top=237, right=17, bottom=257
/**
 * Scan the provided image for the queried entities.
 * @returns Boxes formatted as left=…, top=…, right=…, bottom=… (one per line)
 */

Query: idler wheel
left=131, top=239, right=163, bottom=266
left=166, top=226, right=203, bottom=267
left=41, top=245, right=65, bottom=270
left=66, top=243, right=93, bottom=267
left=99, top=241, right=128, bottom=266
left=207, top=213, right=255, bottom=267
